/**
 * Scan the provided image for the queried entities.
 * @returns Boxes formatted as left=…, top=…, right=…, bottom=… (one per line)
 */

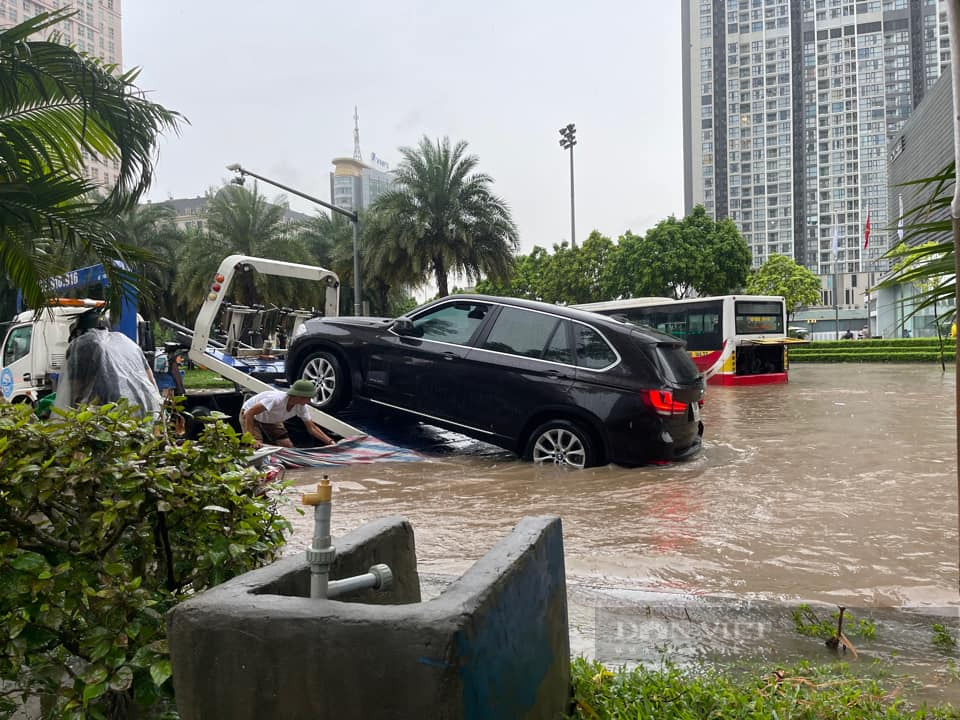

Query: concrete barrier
left=168, top=514, right=569, bottom=720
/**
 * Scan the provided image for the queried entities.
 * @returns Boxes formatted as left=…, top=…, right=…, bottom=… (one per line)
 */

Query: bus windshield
left=734, top=301, right=784, bottom=335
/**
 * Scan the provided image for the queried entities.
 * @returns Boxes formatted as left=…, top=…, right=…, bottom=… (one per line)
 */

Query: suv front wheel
left=299, top=350, right=349, bottom=411
left=525, top=420, right=596, bottom=469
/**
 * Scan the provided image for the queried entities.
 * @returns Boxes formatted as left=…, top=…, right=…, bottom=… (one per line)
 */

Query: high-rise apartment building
left=329, top=155, right=394, bottom=213
left=1, top=0, right=123, bottom=188
left=329, top=107, right=394, bottom=213
left=682, top=0, right=950, bottom=276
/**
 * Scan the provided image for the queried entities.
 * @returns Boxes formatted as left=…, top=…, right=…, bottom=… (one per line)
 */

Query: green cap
left=287, top=379, right=316, bottom=398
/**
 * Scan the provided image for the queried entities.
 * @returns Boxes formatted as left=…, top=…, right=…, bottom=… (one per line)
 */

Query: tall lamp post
left=226, top=163, right=362, bottom=316
left=558, top=123, right=577, bottom=248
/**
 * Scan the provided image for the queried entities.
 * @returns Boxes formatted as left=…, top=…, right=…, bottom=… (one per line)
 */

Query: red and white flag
left=863, top=207, right=871, bottom=250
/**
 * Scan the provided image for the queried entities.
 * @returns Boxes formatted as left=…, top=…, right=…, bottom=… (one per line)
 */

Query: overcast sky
left=123, top=1, right=684, bottom=256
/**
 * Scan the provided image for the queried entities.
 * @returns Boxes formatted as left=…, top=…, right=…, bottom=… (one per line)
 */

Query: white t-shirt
left=241, top=390, right=309, bottom=424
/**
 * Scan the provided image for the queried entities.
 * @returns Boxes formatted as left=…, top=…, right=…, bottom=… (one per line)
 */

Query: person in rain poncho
left=54, top=309, right=162, bottom=419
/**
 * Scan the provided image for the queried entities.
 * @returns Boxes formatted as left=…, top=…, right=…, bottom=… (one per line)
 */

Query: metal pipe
left=327, top=564, right=394, bottom=598
left=302, top=477, right=336, bottom=599
left=568, top=140, right=576, bottom=249
left=352, top=220, right=361, bottom=316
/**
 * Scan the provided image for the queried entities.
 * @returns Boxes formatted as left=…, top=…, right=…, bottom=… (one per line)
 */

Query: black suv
left=286, top=295, right=704, bottom=468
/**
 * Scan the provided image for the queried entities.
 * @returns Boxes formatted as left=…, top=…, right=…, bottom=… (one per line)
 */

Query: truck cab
left=1, top=300, right=105, bottom=405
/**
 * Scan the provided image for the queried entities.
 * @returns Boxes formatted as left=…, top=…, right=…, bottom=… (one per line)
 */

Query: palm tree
left=366, top=136, right=519, bottom=297
left=0, top=10, right=182, bottom=315
left=296, top=212, right=358, bottom=313
left=173, top=183, right=314, bottom=311
left=105, top=202, right=187, bottom=323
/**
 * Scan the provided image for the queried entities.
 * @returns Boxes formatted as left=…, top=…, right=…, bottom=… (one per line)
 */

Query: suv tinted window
left=644, top=343, right=701, bottom=384
left=482, top=307, right=564, bottom=360
left=573, top=323, right=616, bottom=369
left=543, top=320, right=574, bottom=364
left=412, top=302, right=489, bottom=345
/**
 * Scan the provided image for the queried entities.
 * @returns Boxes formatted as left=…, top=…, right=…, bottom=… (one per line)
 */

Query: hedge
left=790, top=351, right=955, bottom=363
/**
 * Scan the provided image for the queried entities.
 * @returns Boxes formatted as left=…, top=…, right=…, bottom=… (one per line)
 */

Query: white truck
left=1, top=298, right=115, bottom=405
left=1, top=261, right=144, bottom=405
left=1, top=255, right=360, bottom=439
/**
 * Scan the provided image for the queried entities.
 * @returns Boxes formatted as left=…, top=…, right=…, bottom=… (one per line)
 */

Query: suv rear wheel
left=525, top=420, right=596, bottom=469
left=299, top=350, right=349, bottom=411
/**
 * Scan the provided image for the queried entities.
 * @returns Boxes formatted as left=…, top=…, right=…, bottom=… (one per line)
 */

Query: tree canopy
left=746, top=254, right=822, bottom=319
left=609, top=206, right=751, bottom=299
left=0, top=10, right=183, bottom=316
left=477, top=206, right=751, bottom=305
left=365, top=136, right=519, bottom=297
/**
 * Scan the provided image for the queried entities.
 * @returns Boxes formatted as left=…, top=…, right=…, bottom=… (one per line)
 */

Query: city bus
left=574, top=295, right=801, bottom=385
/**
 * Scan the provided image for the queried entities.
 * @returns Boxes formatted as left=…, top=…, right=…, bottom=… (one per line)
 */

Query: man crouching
left=240, top=380, right=335, bottom=449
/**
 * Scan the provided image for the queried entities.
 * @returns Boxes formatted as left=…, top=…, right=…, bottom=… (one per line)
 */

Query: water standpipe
left=302, top=476, right=393, bottom=599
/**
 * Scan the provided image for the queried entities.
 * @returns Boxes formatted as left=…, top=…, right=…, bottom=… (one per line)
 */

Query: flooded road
left=280, top=363, right=958, bottom=608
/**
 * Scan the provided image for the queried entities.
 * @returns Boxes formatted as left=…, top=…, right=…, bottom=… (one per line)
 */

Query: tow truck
left=1, top=255, right=360, bottom=439
left=168, top=254, right=359, bottom=439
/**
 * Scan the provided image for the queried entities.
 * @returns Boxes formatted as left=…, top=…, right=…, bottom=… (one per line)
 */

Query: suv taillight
left=641, top=389, right=689, bottom=416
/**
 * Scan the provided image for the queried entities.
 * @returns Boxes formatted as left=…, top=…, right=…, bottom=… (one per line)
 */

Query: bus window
left=734, top=301, right=784, bottom=334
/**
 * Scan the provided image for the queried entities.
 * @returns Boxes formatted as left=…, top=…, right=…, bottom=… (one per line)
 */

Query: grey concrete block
left=168, top=514, right=569, bottom=720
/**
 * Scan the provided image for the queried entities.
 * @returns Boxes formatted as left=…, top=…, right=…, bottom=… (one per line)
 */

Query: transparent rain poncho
left=55, top=329, right=162, bottom=419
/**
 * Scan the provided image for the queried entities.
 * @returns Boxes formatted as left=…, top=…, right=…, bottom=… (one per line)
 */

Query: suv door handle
left=545, top=369, right=570, bottom=379
left=441, top=352, right=457, bottom=361
left=22, top=373, right=30, bottom=382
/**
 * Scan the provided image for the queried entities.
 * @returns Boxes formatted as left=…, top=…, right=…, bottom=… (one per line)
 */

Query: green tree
left=746, top=253, right=822, bottom=320
left=173, top=183, right=313, bottom=310
left=608, top=207, right=750, bottom=300
left=875, top=163, right=956, bottom=323
left=536, top=232, right=619, bottom=305
left=104, top=202, right=188, bottom=323
left=0, top=11, right=182, bottom=316
left=0, top=402, right=290, bottom=719
left=475, top=245, right=553, bottom=301
left=366, top=136, right=519, bottom=297
left=296, top=212, right=360, bottom=314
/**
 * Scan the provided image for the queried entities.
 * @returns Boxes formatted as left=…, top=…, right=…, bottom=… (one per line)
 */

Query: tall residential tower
left=2, top=0, right=123, bottom=189
left=682, top=0, right=949, bottom=276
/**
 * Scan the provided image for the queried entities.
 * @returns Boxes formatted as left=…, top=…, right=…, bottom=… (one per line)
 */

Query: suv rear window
left=573, top=323, right=617, bottom=370
left=644, top=343, right=701, bottom=385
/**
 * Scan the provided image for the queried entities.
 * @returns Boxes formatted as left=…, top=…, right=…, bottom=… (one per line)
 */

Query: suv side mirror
left=393, top=318, right=416, bottom=336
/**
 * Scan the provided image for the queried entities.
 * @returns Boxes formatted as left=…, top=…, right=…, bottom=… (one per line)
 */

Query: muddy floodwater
left=275, top=363, right=960, bottom=699
left=282, top=363, right=957, bottom=607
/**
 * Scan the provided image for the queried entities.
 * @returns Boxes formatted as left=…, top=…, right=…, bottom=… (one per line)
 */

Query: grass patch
left=181, top=368, right=236, bottom=389
left=568, top=657, right=960, bottom=719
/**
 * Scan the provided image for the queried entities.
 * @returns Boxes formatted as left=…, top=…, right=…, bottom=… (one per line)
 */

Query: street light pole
left=226, top=163, right=362, bottom=316
left=558, top=123, right=577, bottom=248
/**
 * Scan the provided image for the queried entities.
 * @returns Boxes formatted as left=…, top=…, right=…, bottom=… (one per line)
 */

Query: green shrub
left=0, top=401, right=291, bottom=719
left=568, top=657, right=960, bottom=719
